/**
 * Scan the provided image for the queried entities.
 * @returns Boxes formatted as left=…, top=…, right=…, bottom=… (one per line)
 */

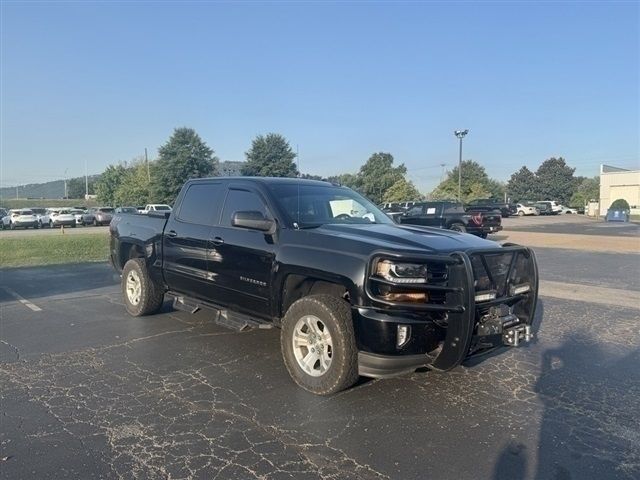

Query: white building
left=599, top=164, right=640, bottom=215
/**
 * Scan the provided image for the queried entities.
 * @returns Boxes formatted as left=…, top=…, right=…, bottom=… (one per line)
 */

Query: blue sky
left=1, top=1, right=638, bottom=193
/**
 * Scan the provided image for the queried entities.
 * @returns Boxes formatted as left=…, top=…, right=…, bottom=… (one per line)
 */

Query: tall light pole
left=454, top=129, right=469, bottom=202
left=63, top=168, right=69, bottom=199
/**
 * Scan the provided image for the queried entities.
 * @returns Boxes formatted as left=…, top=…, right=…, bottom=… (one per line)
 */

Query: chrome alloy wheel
left=125, top=270, right=142, bottom=305
left=292, top=315, right=333, bottom=377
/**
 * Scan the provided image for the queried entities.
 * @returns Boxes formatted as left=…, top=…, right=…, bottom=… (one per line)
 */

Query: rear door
left=212, top=185, right=276, bottom=318
left=163, top=181, right=226, bottom=302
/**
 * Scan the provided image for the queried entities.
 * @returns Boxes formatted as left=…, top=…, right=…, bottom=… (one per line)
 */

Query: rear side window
left=221, top=189, right=269, bottom=227
left=177, top=183, right=225, bottom=225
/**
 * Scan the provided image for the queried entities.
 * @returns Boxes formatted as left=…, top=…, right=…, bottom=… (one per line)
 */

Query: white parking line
left=2, top=287, right=42, bottom=312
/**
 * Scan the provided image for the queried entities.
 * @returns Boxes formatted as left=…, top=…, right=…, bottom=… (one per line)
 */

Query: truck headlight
left=376, top=260, right=427, bottom=284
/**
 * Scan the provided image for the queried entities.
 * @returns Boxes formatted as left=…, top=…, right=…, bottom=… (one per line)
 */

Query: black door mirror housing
left=232, top=211, right=276, bottom=233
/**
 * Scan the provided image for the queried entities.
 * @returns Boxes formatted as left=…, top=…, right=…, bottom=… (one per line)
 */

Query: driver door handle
left=166, top=230, right=178, bottom=238
left=211, top=236, right=224, bottom=246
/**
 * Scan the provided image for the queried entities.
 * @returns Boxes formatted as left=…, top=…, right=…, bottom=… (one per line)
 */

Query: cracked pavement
left=1, top=249, right=639, bottom=479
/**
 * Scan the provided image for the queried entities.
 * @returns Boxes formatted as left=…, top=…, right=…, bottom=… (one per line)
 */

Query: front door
left=212, top=186, right=275, bottom=319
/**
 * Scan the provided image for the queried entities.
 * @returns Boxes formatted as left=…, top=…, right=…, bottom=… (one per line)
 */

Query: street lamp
left=454, top=129, right=469, bottom=202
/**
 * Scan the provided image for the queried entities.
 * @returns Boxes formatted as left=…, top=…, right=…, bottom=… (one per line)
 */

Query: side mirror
left=232, top=211, right=276, bottom=233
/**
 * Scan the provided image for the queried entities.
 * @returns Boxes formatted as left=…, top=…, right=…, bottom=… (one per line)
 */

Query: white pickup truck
left=138, top=204, right=173, bottom=214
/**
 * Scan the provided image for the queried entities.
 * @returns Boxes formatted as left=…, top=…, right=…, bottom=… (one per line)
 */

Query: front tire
left=518, top=210, right=524, bottom=216
left=281, top=295, right=359, bottom=395
left=121, top=258, right=164, bottom=316
left=93, top=219, right=99, bottom=226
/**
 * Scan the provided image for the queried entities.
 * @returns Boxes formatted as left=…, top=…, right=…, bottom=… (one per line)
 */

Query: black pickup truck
left=466, top=198, right=517, bottom=218
left=110, top=177, right=538, bottom=395
left=399, top=201, right=503, bottom=238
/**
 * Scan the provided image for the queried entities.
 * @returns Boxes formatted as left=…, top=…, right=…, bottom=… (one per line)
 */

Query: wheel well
left=119, top=242, right=144, bottom=269
left=281, top=275, right=350, bottom=317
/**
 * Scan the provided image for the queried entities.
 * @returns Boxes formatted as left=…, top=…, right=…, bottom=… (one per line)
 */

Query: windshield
left=99, top=208, right=114, bottom=213
left=154, top=205, right=171, bottom=211
left=267, top=183, right=393, bottom=228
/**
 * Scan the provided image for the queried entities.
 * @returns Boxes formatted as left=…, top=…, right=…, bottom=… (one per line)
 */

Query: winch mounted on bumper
left=357, top=244, right=539, bottom=378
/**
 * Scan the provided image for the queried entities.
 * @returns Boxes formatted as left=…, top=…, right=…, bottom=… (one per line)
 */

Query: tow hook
left=503, top=324, right=533, bottom=347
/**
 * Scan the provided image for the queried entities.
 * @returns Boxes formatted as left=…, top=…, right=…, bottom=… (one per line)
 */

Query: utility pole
left=63, top=168, right=69, bottom=199
left=85, top=159, right=89, bottom=198
left=145, top=148, right=150, bottom=183
left=296, top=144, right=300, bottom=177
left=15, top=185, right=18, bottom=200
left=439, top=163, right=446, bottom=183
left=454, top=130, right=469, bottom=202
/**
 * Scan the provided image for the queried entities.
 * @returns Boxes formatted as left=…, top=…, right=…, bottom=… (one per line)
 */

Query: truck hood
left=313, top=223, right=499, bottom=253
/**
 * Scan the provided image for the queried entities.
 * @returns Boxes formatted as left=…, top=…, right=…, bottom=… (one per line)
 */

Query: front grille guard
left=365, top=244, right=539, bottom=370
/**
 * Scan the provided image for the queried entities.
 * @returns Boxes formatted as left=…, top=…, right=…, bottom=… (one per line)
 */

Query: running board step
left=171, top=294, right=272, bottom=332
left=217, top=310, right=272, bottom=332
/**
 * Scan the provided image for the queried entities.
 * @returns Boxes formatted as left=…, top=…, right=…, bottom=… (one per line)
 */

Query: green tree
left=430, top=160, right=498, bottom=203
left=569, top=176, right=599, bottom=207
left=67, top=176, right=98, bottom=199
left=355, top=152, right=406, bottom=204
left=507, top=166, right=537, bottom=202
left=534, top=157, right=576, bottom=204
left=242, top=133, right=298, bottom=177
left=383, top=178, right=422, bottom=203
left=327, top=173, right=359, bottom=189
left=300, top=173, right=324, bottom=180
left=96, top=164, right=127, bottom=205
left=152, top=127, right=218, bottom=204
left=115, top=162, right=151, bottom=206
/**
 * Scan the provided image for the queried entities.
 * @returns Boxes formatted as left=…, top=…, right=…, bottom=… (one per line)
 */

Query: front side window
left=221, top=189, right=269, bottom=227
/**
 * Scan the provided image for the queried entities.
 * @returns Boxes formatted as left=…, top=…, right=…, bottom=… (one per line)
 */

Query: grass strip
left=0, top=233, right=110, bottom=268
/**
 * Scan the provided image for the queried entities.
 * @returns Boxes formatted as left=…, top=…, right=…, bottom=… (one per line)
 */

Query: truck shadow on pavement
left=0, top=262, right=118, bottom=302
left=492, top=334, right=640, bottom=480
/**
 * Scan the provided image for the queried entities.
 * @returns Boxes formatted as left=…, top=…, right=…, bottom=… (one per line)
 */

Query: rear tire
left=449, top=223, right=466, bottom=233
left=281, top=295, right=359, bottom=395
left=121, top=258, right=164, bottom=317
left=518, top=210, right=524, bottom=216
left=93, top=219, right=99, bottom=226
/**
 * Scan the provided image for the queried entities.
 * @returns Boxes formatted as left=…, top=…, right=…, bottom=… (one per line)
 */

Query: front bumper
left=356, top=245, right=538, bottom=378
left=53, top=220, right=75, bottom=226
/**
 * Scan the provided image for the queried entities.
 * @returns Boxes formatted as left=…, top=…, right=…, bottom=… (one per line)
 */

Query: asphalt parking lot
left=1, top=222, right=639, bottom=479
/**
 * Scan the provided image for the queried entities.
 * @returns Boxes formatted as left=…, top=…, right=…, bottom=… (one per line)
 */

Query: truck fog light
left=397, top=325, right=411, bottom=348
left=510, top=283, right=530, bottom=296
left=475, top=291, right=497, bottom=302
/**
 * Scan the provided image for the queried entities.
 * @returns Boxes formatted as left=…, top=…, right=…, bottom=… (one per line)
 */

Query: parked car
left=82, top=207, right=115, bottom=226
left=536, top=201, right=562, bottom=215
left=115, top=206, right=138, bottom=214
left=516, top=203, right=539, bottom=216
left=381, top=204, right=406, bottom=222
left=533, top=202, right=554, bottom=215
left=138, top=204, right=172, bottom=214
left=30, top=207, right=47, bottom=225
left=558, top=205, right=578, bottom=214
left=400, top=201, right=503, bottom=238
left=1, top=209, right=39, bottom=229
left=465, top=198, right=517, bottom=218
left=110, top=177, right=538, bottom=395
left=41, top=208, right=77, bottom=228
left=69, top=209, right=86, bottom=225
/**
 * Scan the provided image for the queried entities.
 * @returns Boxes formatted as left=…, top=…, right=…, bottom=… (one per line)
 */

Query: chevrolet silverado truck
left=399, top=201, right=503, bottom=238
left=110, top=177, right=538, bottom=395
